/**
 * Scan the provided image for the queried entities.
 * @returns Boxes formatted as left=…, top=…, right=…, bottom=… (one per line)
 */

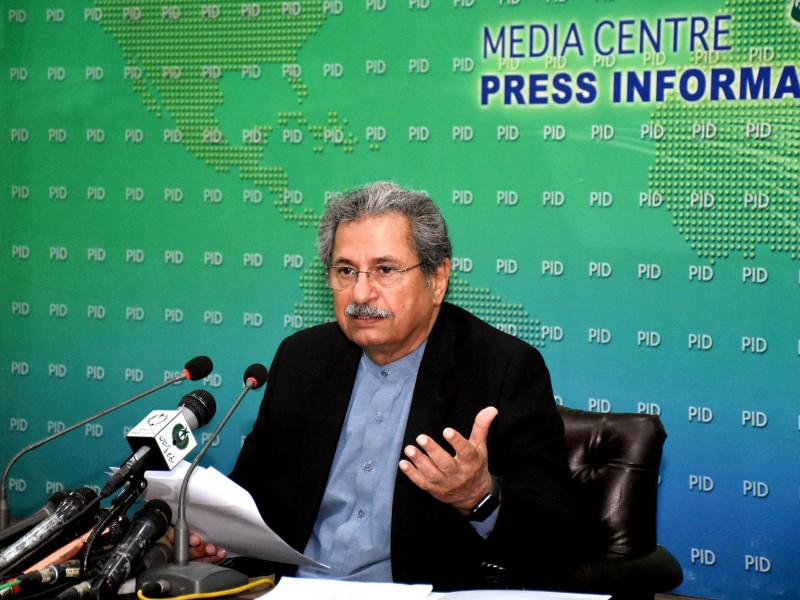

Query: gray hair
left=318, top=181, right=452, bottom=279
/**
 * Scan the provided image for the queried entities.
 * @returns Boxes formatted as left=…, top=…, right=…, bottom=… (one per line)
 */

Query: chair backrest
left=557, top=406, right=666, bottom=562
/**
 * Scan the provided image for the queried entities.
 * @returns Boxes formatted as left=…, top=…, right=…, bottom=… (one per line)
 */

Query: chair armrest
left=559, top=545, right=683, bottom=599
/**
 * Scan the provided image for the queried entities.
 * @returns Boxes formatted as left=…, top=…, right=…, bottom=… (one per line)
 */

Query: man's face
left=330, top=213, right=449, bottom=366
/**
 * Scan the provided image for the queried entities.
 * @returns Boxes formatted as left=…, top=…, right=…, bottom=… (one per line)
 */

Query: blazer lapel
left=302, top=335, right=361, bottom=460
left=294, top=331, right=362, bottom=542
left=402, top=304, right=458, bottom=449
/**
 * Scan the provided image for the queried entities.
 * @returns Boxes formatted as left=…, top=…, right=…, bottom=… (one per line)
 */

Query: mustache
left=344, top=303, right=392, bottom=319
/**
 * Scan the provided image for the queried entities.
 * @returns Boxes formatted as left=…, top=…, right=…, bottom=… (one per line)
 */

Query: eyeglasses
left=325, top=263, right=423, bottom=290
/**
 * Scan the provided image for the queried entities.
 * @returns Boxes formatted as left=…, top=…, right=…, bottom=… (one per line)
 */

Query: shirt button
left=364, top=460, right=373, bottom=471
left=357, top=509, right=365, bottom=518
left=374, top=412, right=383, bottom=423
left=380, top=370, right=389, bottom=378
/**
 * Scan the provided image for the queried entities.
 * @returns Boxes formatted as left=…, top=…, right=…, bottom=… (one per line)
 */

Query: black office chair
left=555, top=406, right=683, bottom=600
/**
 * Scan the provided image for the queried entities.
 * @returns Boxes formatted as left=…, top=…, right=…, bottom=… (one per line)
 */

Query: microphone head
left=105, top=513, right=131, bottom=546
left=140, top=541, right=174, bottom=571
left=45, top=489, right=71, bottom=511
left=178, top=389, right=216, bottom=429
left=69, top=487, right=99, bottom=509
left=183, top=356, right=213, bottom=381
left=134, top=499, right=172, bottom=531
left=243, top=363, right=269, bottom=390
left=60, top=487, right=100, bottom=529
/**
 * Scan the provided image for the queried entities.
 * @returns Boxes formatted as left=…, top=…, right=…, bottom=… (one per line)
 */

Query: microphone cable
left=135, top=576, right=274, bottom=600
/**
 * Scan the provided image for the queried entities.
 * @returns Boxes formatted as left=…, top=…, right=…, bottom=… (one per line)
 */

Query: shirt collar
left=360, top=340, right=427, bottom=381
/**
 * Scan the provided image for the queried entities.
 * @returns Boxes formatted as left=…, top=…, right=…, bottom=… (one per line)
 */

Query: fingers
left=410, top=434, right=457, bottom=477
left=398, top=457, right=428, bottom=490
left=469, top=406, right=498, bottom=446
left=191, top=544, right=228, bottom=564
left=189, top=540, right=227, bottom=563
left=399, top=441, right=443, bottom=495
left=398, top=406, right=499, bottom=509
left=402, top=406, right=498, bottom=471
left=174, top=530, right=227, bottom=564
left=431, top=406, right=498, bottom=462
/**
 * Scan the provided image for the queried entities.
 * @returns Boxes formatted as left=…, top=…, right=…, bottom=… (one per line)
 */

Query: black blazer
left=230, top=302, right=576, bottom=590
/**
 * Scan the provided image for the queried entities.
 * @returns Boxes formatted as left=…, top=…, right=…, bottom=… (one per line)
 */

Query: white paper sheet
left=429, top=591, right=610, bottom=600
left=140, top=461, right=327, bottom=568
left=259, top=577, right=433, bottom=600
left=260, top=579, right=607, bottom=600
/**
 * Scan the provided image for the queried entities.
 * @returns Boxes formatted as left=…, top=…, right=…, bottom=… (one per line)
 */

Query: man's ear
left=432, top=258, right=450, bottom=305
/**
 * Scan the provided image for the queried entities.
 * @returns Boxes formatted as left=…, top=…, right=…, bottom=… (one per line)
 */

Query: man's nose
left=351, top=271, right=378, bottom=303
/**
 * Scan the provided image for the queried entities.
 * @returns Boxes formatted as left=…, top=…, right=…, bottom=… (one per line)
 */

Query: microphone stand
left=137, top=368, right=266, bottom=595
left=1, top=357, right=212, bottom=531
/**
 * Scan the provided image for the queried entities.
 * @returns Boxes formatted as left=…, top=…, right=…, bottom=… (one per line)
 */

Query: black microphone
left=54, top=580, right=92, bottom=600
left=21, top=558, right=82, bottom=586
left=0, top=355, right=213, bottom=531
left=0, top=488, right=98, bottom=572
left=89, top=499, right=173, bottom=600
left=137, top=364, right=268, bottom=596
left=100, top=390, right=217, bottom=499
left=78, top=478, right=146, bottom=575
left=0, top=490, right=69, bottom=547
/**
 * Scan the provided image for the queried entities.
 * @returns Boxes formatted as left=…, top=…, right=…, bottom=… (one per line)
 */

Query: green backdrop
left=2, top=1, right=799, bottom=598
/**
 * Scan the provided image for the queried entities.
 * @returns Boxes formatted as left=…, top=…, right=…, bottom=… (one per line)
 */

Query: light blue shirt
left=296, top=340, right=497, bottom=582
left=296, top=343, right=425, bottom=581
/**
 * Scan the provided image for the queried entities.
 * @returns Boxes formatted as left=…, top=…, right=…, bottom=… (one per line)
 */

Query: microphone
left=0, top=559, right=82, bottom=600
left=22, top=510, right=130, bottom=575
left=116, top=541, right=175, bottom=597
left=89, top=499, right=173, bottom=600
left=0, top=490, right=124, bottom=578
left=0, top=488, right=98, bottom=572
left=54, top=580, right=92, bottom=600
left=20, top=558, right=82, bottom=586
left=46, top=542, right=173, bottom=600
left=99, top=389, right=217, bottom=499
left=0, top=490, right=69, bottom=547
left=0, top=355, right=213, bottom=531
left=78, top=478, right=146, bottom=575
left=137, top=363, right=269, bottom=596
left=18, top=483, right=138, bottom=579
left=4, top=389, right=212, bottom=577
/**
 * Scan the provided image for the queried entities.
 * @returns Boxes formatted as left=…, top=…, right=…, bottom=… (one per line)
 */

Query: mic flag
left=125, top=389, right=217, bottom=474
left=125, top=410, right=197, bottom=472
left=100, top=390, right=217, bottom=499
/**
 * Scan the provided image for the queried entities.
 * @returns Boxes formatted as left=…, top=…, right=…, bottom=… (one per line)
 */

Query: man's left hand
left=398, top=406, right=498, bottom=514
left=166, top=529, right=228, bottom=564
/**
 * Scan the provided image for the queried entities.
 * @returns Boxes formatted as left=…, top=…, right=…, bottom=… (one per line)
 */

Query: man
left=222, top=182, right=576, bottom=589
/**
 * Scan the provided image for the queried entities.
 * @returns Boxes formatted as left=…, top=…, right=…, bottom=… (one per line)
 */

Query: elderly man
left=220, top=182, right=575, bottom=590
